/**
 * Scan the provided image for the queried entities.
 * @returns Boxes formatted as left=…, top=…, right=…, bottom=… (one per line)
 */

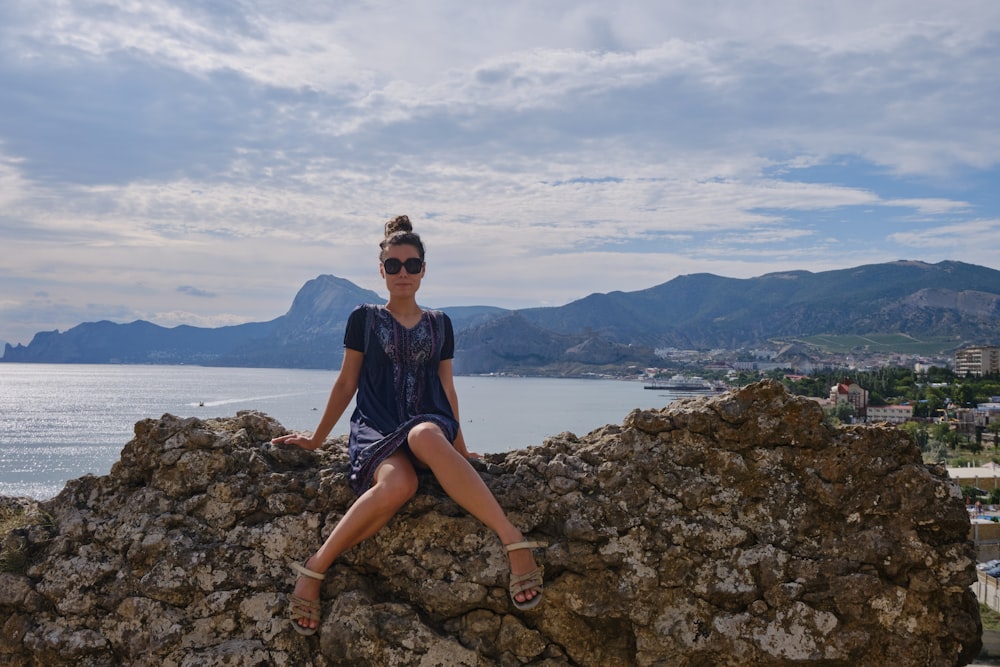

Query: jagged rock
left=0, top=380, right=982, bottom=666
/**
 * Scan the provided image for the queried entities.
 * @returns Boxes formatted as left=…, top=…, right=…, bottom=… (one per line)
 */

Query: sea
left=0, top=363, right=699, bottom=500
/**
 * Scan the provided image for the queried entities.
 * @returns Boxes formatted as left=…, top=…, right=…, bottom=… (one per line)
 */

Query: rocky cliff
left=0, top=381, right=982, bottom=666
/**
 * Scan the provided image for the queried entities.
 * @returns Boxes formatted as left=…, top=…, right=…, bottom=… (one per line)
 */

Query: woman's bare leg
left=407, top=423, right=541, bottom=605
left=291, top=451, right=418, bottom=631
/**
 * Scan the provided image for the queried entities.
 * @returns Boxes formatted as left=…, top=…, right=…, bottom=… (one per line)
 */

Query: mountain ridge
left=4, top=260, right=999, bottom=372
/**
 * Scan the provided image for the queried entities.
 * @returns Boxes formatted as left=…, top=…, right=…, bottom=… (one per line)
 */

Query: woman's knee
left=407, top=422, right=451, bottom=457
left=370, top=476, right=417, bottom=511
left=371, top=457, right=419, bottom=507
left=373, top=476, right=417, bottom=508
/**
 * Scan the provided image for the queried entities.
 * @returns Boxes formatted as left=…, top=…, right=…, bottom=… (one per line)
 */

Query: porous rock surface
left=0, top=380, right=982, bottom=665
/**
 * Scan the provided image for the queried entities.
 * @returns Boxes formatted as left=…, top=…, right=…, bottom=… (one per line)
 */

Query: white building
left=955, top=346, right=1000, bottom=377
left=866, top=404, right=914, bottom=424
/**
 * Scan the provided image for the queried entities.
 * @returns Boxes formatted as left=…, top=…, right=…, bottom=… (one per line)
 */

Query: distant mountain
left=451, top=311, right=656, bottom=375
left=4, top=260, right=999, bottom=372
left=517, top=260, right=1000, bottom=349
left=0, top=319, right=281, bottom=365
left=219, top=275, right=381, bottom=368
left=219, top=276, right=511, bottom=368
left=0, top=275, right=514, bottom=369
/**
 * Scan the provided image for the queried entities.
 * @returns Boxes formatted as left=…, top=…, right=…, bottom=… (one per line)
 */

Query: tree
left=961, top=485, right=982, bottom=503
left=989, top=421, right=1000, bottom=450
left=832, top=402, right=855, bottom=424
left=968, top=431, right=982, bottom=454
left=954, top=383, right=977, bottom=408
left=901, top=422, right=930, bottom=451
left=931, top=422, right=952, bottom=444
left=925, top=386, right=948, bottom=419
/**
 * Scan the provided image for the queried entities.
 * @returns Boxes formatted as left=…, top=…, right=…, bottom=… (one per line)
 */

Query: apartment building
left=866, top=404, right=914, bottom=424
left=955, top=346, right=1000, bottom=376
left=973, top=402, right=1000, bottom=428
left=830, top=380, right=868, bottom=418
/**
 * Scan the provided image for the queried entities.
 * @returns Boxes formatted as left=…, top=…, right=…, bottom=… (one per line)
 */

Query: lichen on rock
left=0, top=380, right=982, bottom=665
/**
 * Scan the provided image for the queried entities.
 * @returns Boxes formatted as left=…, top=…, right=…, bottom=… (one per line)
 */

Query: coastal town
left=643, top=344, right=1000, bottom=437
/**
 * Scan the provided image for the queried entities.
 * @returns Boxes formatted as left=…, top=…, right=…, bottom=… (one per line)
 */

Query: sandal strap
left=289, top=594, right=321, bottom=621
left=510, top=566, right=544, bottom=596
left=290, top=562, right=326, bottom=580
left=504, top=540, right=547, bottom=553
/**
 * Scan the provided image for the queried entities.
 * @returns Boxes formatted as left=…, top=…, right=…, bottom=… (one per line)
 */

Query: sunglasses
left=382, top=257, right=424, bottom=275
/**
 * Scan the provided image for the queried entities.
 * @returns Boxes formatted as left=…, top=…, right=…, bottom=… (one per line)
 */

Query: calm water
left=0, top=364, right=693, bottom=499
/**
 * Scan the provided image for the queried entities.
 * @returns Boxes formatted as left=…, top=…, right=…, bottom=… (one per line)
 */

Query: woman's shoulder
left=350, top=303, right=385, bottom=315
left=423, top=310, right=453, bottom=338
left=422, top=308, right=451, bottom=322
left=346, top=303, right=384, bottom=327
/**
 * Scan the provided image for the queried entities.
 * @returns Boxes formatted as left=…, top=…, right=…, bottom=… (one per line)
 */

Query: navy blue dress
left=344, top=304, right=459, bottom=494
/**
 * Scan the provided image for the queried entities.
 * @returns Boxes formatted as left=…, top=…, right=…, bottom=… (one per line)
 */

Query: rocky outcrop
left=0, top=380, right=982, bottom=666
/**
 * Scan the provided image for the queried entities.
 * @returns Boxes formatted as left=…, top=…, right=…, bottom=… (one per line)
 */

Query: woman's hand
left=271, top=433, right=320, bottom=450
left=453, top=433, right=480, bottom=459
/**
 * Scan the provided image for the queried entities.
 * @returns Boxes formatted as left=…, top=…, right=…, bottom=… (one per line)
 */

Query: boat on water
left=644, top=374, right=725, bottom=392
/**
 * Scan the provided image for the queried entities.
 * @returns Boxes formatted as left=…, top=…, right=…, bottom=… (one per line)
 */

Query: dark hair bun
left=384, top=215, right=412, bottom=238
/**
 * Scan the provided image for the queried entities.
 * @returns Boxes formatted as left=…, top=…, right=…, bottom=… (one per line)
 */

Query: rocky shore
left=0, top=380, right=983, bottom=665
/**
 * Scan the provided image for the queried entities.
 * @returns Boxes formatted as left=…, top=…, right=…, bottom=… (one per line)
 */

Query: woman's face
left=380, top=243, right=425, bottom=296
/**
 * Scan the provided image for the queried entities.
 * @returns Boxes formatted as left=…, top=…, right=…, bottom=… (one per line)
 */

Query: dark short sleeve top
left=343, top=304, right=459, bottom=493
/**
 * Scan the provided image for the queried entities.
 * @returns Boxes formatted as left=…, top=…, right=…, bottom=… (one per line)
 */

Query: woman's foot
left=505, top=541, right=546, bottom=610
left=289, top=561, right=325, bottom=635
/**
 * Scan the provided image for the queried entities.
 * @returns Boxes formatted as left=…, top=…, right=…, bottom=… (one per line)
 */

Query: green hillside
left=795, top=333, right=961, bottom=355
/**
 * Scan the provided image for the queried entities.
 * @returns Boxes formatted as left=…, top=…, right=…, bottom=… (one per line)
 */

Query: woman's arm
left=272, top=348, right=363, bottom=450
left=438, top=358, right=477, bottom=458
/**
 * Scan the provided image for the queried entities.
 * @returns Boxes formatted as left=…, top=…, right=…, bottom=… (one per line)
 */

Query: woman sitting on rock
left=272, top=215, right=545, bottom=635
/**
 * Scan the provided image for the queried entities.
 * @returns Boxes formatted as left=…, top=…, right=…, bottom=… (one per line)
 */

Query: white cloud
left=883, top=198, right=973, bottom=216
left=890, top=218, right=1000, bottom=249
left=0, top=1, right=998, bottom=345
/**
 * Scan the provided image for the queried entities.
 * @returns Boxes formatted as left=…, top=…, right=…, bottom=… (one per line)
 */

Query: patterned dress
left=344, top=304, right=459, bottom=494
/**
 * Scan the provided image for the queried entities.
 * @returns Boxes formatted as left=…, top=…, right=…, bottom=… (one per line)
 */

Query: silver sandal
left=504, top=541, right=547, bottom=611
left=289, top=562, right=325, bottom=635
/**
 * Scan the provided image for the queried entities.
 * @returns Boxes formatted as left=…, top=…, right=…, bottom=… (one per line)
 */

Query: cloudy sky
left=1, top=1, right=999, bottom=346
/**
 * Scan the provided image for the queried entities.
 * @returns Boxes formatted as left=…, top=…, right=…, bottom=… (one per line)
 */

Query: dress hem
left=349, top=414, right=457, bottom=495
